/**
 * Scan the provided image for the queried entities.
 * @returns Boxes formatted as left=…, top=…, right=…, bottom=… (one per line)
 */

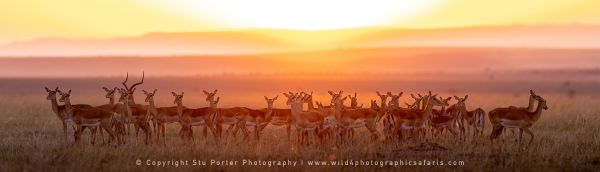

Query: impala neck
left=148, top=99, right=156, bottom=110
left=49, top=96, right=60, bottom=116
left=63, top=99, right=73, bottom=120
left=423, top=98, right=435, bottom=120
left=531, top=100, right=544, bottom=122
left=122, top=99, right=132, bottom=118
left=306, top=100, right=314, bottom=110
left=527, top=96, right=535, bottom=112
left=108, top=97, right=114, bottom=105
left=176, top=102, right=184, bottom=118
left=128, top=96, right=136, bottom=105
left=265, top=107, right=273, bottom=120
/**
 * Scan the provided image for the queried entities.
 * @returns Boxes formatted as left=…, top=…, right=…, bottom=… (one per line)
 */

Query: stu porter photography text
left=137, top=159, right=465, bottom=168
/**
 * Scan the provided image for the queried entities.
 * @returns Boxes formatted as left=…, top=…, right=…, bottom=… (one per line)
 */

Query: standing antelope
left=143, top=89, right=181, bottom=145
left=453, top=95, right=486, bottom=139
left=331, top=93, right=382, bottom=143
left=120, top=72, right=145, bottom=135
left=429, top=97, right=461, bottom=139
left=46, top=87, right=100, bottom=144
left=489, top=95, right=548, bottom=150
left=387, top=92, right=447, bottom=142
left=234, top=96, right=278, bottom=142
left=203, top=92, right=251, bottom=141
left=117, top=88, right=152, bottom=145
left=174, top=92, right=218, bottom=144
left=288, top=92, right=325, bottom=146
left=57, top=90, right=119, bottom=146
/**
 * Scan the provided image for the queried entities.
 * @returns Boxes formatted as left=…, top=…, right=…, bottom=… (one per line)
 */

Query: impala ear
left=273, top=95, right=278, bottom=100
left=102, top=87, right=109, bottom=91
left=181, top=92, right=184, bottom=96
left=328, top=91, right=335, bottom=96
left=171, top=92, right=177, bottom=96
left=264, top=96, right=268, bottom=101
left=417, top=93, right=423, bottom=98
left=213, top=89, right=218, bottom=94
left=376, top=91, right=382, bottom=96
left=203, top=90, right=209, bottom=95
left=113, top=87, right=118, bottom=91
left=464, top=95, right=469, bottom=100
left=454, top=96, right=460, bottom=100
left=68, top=90, right=71, bottom=94
left=530, top=90, right=535, bottom=95
left=45, top=87, right=51, bottom=92
left=399, top=92, right=403, bottom=97
left=55, top=87, right=59, bottom=91
left=142, top=90, right=148, bottom=94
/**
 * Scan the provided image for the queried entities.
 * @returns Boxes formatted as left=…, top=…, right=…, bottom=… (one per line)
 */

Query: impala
left=208, top=97, right=251, bottom=141
left=453, top=95, right=486, bottom=139
left=46, top=87, right=101, bottom=144
left=142, top=89, right=182, bottom=145
left=288, top=92, right=325, bottom=146
left=57, top=90, right=119, bottom=146
left=429, top=97, right=461, bottom=139
left=119, top=72, right=145, bottom=135
left=233, top=96, right=278, bottom=141
left=174, top=92, right=218, bottom=144
left=331, top=93, right=382, bottom=143
left=117, top=88, right=152, bottom=145
left=489, top=95, right=548, bottom=150
left=387, top=92, right=447, bottom=142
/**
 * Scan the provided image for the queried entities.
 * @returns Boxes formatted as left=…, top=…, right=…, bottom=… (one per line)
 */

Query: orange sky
left=1, top=0, right=600, bottom=45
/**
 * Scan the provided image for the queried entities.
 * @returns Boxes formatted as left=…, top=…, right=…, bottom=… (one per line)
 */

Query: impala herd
left=44, top=73, right=549, bottom=151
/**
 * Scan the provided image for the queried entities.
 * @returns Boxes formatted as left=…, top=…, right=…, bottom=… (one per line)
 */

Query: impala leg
left=518, top=128, right=524, bottom=149
left=91, top=127, right=97, bottom=145
left=522, top=128, right=534, bottom=149
left=63, top=122, right=69, bottom=144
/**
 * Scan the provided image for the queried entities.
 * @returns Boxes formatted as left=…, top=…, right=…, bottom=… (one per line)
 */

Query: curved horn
left=128, top=71, right=144, bottom=92
left=122, top=72, right=129, bottom=89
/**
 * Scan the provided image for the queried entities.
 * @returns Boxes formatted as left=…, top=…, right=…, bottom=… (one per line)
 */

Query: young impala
left=489, top=95, right=548, bottom=150
left=57, top=90, right=119, bottom=146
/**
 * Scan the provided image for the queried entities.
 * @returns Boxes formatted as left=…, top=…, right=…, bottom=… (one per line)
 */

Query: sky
left=1, top=0, right=600, bottom=44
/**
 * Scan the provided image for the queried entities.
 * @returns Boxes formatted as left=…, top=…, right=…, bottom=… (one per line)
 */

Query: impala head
left=45, top=87, right=59, bottom=100
left=209, top=97, right=220, bottom=108
left=143, top=89, right=157, bottom=102
left=203, top=89, right=218, bottom=102
left=57, top=89, right=71, bottom=103
left=535, top=95, right=549, bottom=110
left=302, top=91, right=314, bottom=103
left=370, top=100, right=380, bottom=110
left=387, top=92, right=403, bottom=107
left=102, top=86, right=118, bottom=99
left=439, top=96, right=452, bottom=106
left=171, top=92, right=184, bottom=105
left=453, top=95, right=468, bottom=107
left=376, top=91, right=389, bottom=104
left=117, top=88, right=131, bottom=103
left=530, top=89, right=537, bottom=99
left=264, top=95, right=278, bottom=109
left=424, top=92, right=445, bottom=106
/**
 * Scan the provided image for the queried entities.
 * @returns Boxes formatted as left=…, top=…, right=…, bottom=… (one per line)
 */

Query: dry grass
left=1, top=92, right=599, bottom=172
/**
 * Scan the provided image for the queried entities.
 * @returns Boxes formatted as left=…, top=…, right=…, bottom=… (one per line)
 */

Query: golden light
left=151, top=0, right=442, bottom=30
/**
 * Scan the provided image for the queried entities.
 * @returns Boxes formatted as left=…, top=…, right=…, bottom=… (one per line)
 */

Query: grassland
left=0, top=77, right=599, bottom=171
